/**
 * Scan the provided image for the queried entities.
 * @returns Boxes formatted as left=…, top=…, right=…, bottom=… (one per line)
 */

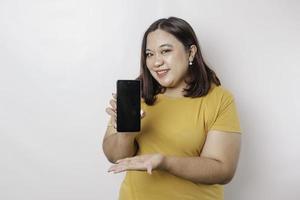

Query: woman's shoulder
left=204, top=84, right=235, bottom=104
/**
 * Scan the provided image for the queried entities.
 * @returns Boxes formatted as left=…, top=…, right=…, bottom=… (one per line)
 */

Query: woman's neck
left=163, top=87, right=185, bottom=98
left=162, top=77, right=189, bottom=98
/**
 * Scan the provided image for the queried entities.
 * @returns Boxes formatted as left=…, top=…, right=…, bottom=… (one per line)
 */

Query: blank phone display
left=117, top=80, right=141, bottom=132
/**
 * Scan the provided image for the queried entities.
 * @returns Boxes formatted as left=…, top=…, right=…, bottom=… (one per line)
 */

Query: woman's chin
left=157, top=80, right=173, bottom=88
left=153, top=75, right=174, bottom=87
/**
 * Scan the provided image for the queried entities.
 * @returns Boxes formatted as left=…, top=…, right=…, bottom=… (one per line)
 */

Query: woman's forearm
left=102, top=128, right=138, bottom=163
left=161, top=156, right=233, bottom=185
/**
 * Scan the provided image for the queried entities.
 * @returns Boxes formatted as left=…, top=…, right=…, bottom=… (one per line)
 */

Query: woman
left=103, top=17, right=241, bottom=200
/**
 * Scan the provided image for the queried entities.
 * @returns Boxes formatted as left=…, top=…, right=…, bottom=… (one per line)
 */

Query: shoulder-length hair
left=138, top=17, right=220, bottom=105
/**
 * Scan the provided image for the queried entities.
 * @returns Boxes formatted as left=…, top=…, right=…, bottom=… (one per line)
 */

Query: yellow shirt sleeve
left=207, top=87, right=241, bottom=133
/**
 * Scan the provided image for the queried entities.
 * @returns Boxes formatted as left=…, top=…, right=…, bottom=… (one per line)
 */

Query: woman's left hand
left=108, top=154, right=165, bottom=175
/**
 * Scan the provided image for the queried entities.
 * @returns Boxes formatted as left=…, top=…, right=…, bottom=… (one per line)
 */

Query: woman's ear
left=189, top=45, right=197, bottom=61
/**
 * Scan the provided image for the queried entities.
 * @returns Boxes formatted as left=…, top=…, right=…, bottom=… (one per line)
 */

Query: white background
left=0, top=0, right=299, bottom=199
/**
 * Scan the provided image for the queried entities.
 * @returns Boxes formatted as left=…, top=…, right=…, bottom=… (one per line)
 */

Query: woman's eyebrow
left=146, top=44, right=173, bottom=51
left=159, top=44, right=173, bottom=48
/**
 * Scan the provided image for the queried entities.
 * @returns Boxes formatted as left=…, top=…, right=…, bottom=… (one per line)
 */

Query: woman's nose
left=154, top=54, right=163, bottom=67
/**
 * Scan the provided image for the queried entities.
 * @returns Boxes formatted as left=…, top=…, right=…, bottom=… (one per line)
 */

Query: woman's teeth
left=157, top=70, right=168, bottom=74
left=156, top=69, right=169, bottom=78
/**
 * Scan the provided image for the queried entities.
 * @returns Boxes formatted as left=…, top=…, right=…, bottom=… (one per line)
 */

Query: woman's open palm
left=108, top=154, right=165, bottom=175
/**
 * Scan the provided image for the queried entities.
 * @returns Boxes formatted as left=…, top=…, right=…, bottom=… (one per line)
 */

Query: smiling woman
left=145, top=30, right=193, bottom=94
left=103, top=16, right=241, bottom=200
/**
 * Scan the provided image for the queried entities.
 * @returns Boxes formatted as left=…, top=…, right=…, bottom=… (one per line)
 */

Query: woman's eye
left=161, top=49, right=171, bottom=54
left=146, top=53, right=153, bottom=57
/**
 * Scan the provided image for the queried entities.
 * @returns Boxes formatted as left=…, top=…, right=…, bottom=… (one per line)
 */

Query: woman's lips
left=156, top=69, right=170, bottom=78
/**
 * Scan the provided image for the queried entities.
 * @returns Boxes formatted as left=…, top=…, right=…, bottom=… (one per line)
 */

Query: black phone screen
left=116, top=80, right=141, bottom=132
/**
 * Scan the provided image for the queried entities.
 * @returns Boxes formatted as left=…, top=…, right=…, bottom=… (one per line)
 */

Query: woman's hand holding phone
left=105, top=93, right=145, bottom=132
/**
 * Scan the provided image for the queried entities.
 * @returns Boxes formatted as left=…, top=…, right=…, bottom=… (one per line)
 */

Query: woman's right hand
left=105, top=93, right=145, bottom=130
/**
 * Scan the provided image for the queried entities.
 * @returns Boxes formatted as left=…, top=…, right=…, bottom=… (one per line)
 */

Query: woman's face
left=145, top=29, right=190, bottom=90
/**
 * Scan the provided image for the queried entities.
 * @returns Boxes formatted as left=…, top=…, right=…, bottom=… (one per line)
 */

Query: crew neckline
left=157, top=93, right=190, bottom=100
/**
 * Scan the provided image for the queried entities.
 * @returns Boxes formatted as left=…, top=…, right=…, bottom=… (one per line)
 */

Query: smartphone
left=116, top=80, right=141, bottom=132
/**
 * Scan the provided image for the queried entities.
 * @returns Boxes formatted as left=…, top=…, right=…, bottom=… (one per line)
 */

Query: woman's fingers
left=108, top=163, right=152, bottom=174
left=108, top=160, right=147, bottom=174
left=146, top=163, right=153, bottom=175
left=109, top=99, right=116, bottom=111
left=141, top=109, right=146, bottom=119
left=105, top=107, right=116, bottom=118
left=112, top=93, right=117, bottom=100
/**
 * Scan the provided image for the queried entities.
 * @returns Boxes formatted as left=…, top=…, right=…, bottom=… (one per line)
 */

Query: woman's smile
left=156, top=69, right=170, bottom=78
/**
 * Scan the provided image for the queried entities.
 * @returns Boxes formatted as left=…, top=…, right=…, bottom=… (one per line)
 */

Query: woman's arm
left=102, top=93, right=142, bottom=163
left=108, top=130, right=241, bottom=185
left=102, top=120, right=138, bottom=163
left=162, top=130, right=241, bottom=184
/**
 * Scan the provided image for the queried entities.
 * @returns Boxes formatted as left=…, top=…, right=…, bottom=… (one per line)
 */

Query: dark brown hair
left=138, top=17, right=220, bottom=105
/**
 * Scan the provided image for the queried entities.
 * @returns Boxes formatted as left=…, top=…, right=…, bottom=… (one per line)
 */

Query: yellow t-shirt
left=119, top=85, right=241, bottom=200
